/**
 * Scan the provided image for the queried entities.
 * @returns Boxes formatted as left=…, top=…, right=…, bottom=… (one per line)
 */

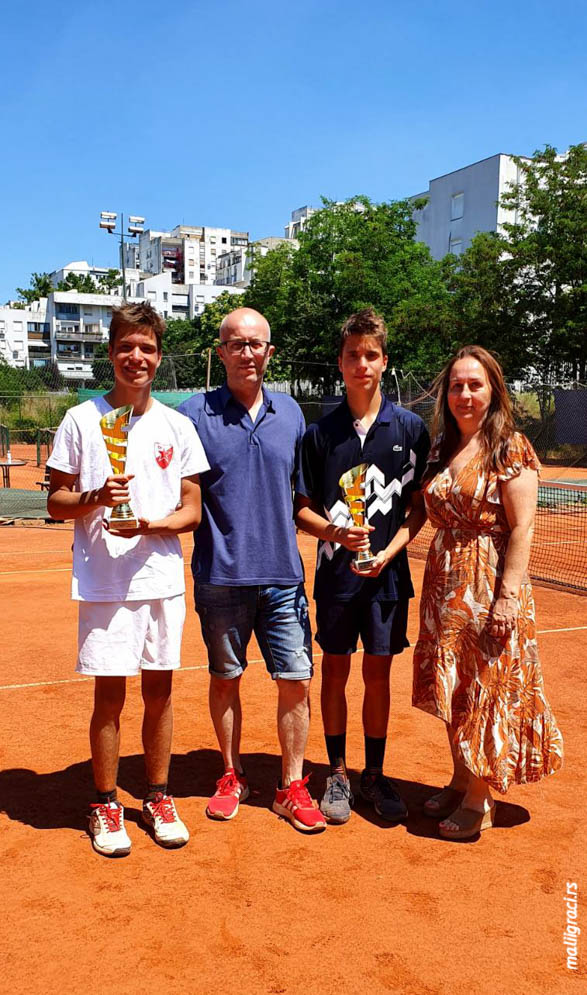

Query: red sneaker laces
left=148, top=793, right=176, bottom=823
left=92, top=803, right=121, bottom=832
left=216, top=771, right=240, bottom=796
left=286, top=775, right=313, bottom=808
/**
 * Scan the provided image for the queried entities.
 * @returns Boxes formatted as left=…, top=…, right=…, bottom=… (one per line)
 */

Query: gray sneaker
left=320, top=774, right=354, bottom=824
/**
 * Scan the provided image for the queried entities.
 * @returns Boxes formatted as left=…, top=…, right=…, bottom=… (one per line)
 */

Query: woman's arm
left=489, top=465, right=538, bottom=637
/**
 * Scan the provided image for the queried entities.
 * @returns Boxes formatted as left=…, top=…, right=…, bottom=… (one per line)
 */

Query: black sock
left=96, top=788, right=117, bottom=805
left=364, top=736, right=386, bottom=774
left=325, top=733, right=347, bottom=774
left=145, top=782, right=167, bottom=802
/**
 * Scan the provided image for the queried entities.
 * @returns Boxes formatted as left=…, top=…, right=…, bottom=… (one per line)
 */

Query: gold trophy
left=339, top=463, right=375, bottom=572
left=99, top=405, right=139, bottom=530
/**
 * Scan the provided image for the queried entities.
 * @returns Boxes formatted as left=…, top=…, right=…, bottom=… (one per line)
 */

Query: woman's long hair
left=426, top=345, right=516, bottom=478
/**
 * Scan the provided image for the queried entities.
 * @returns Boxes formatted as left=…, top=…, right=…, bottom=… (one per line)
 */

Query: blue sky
left=1, top=0, right=584, bottom=302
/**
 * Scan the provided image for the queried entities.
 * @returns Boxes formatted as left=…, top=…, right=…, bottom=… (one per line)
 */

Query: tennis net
left=409, top=481, right=587, bottom=593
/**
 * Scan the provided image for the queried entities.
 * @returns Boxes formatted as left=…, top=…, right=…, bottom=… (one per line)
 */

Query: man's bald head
left=219, top=307, right=271, bottom=342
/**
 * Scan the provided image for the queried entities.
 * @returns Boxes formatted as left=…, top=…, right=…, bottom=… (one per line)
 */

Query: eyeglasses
left=219, top=339, right=270, bottom=356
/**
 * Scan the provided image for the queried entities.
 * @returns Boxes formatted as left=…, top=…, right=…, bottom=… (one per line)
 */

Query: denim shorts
left=195, top=582, right=313, bottom=681
left=316, top=592, right=410, bottom=656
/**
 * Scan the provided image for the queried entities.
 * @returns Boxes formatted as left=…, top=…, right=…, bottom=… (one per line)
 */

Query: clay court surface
left=0, top=527, right=585, bottom=994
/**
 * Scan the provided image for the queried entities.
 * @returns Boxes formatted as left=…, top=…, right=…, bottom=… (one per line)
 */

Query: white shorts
left=77, top=595, right=186, bottom=676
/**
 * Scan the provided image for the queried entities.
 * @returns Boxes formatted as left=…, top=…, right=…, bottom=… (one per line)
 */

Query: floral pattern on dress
left=412, top=432, right=563, bottom=794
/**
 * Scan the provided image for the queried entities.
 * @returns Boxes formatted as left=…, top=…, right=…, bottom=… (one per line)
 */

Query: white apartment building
left=1, top=269, right=243, bottom=380
left=284, top=206, right=316, bottom=239
left=411, top=154, right=527, bottom=259
left=50, top=260, right=117, bottom=286
left=0, top=300, right=48, bottom=369
left=215, top=236, right=288, bottom=288
left=127, top=224, right=249, bottom=287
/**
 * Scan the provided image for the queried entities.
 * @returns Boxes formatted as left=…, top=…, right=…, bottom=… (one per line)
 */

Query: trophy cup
left=99, top=405, right=139, bottom=531
left=339, top=463, right=376, bottom=572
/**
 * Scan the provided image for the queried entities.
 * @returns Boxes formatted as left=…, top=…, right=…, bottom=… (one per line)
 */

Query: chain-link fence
left=0, top=356, right=585, bottom=524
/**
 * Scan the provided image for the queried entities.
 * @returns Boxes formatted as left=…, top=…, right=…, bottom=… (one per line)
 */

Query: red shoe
left=273, top=775, right=327, bottom=833
left=206, top=768, right=249, bottom=821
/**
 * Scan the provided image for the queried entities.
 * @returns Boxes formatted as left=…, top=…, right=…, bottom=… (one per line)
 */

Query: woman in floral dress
left=412, top=345, right=563, bottom=840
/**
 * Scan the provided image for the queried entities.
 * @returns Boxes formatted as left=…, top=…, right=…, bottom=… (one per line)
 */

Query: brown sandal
left=423, top=786, right=465, bottom=819
left=439, top=803, right=496, bottom=840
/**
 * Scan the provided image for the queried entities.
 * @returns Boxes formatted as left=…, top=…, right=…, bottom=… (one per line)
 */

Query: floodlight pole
left=99, top=211, right=145, bottom=302
left=120, top=212, right=127, bottom=301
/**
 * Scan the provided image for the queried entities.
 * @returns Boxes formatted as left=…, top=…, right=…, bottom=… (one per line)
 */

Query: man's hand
left=488, top=596, right=518, bottom=638
left=97, top=474, right=135, bottom=508
left=350, top=549, right=391, bottom=578
left=336, top=524, right=374, bottom=552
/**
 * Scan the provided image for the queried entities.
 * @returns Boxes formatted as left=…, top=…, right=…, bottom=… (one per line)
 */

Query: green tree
left=446, top=232, right=527, bottom=375
left=97, top=269, right=123, bottom=293
left=90, top=342, right=112, bottom=390
left=56, top=272, right=100, bottom=294
left=16, top=272, right=54, bottom=304
left=499, top=143, right=587, bottom=381
left=245, top=196, right=453, bottom=389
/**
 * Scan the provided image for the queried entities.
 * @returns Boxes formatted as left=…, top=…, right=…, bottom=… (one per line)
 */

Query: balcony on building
left=55, top=304, right=81, bottom=320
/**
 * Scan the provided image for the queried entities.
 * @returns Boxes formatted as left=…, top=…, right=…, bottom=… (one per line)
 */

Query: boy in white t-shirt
left=47, top=302, right=209, bottom=858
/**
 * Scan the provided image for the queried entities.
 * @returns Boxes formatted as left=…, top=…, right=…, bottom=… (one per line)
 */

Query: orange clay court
left=0, top=526, right=585, bottom=995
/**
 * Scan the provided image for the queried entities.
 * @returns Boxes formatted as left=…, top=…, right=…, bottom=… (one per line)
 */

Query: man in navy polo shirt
left=295, top=308, right=429, bottom=824
left=178, top=307, right=325, bottom=833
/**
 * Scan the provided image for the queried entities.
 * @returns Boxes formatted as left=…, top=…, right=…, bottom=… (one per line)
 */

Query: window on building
left=222, top=237, right=227, bottom=244
left=148, top=291, right=157, bottom=300
left=13, top=351, right=19, bottom=359
left=189, top=271, right=194, bottom=279
left=451, top=193, right=464, bottom=220
left=450, top=237, right=463, bottom=256
left=13, top=321, right=23, bottom=330
left=163, top=292, right=168, bottom=302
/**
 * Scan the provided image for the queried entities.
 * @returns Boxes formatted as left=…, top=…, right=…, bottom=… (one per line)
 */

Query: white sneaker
left=142, top=793, right=189, bottom=848
left=88, top=801, right=132, bottom=858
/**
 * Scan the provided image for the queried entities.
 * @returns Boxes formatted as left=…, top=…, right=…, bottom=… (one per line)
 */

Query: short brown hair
left=339, top=308, right=388, bottom=357
left=109, top=301, right=165, bottom=351
left=428, top=344, right=516, bottom=477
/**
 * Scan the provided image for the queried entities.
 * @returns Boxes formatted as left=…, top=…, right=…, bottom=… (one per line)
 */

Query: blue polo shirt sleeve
left=177, top=393, right=205, bottom=429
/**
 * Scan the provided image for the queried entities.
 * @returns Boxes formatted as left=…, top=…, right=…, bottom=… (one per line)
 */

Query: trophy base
left=353, top=556, right=376, bottom=573
left=110, top=503, right=139, bottom=532
left=110, top=518, right=140, bottom=532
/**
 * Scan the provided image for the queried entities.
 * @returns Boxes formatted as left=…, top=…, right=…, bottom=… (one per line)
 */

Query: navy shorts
left=316, top=591, right=410, bottom=656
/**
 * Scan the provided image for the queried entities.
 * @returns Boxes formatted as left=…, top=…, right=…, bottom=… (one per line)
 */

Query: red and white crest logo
left=154, top=443, right=173, bottom=469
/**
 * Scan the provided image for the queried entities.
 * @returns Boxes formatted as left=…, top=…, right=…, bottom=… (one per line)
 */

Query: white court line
left=0, top=566, right=71, bottom=576
left=535, top=626, right=587, bottom=634
left=0, top=657, right=282, bottom=692
left=0, top=550, right=71, bottom=555
left=539, top=540, right=584, bottom=546
left=2, top=631, right=586, bottom=692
